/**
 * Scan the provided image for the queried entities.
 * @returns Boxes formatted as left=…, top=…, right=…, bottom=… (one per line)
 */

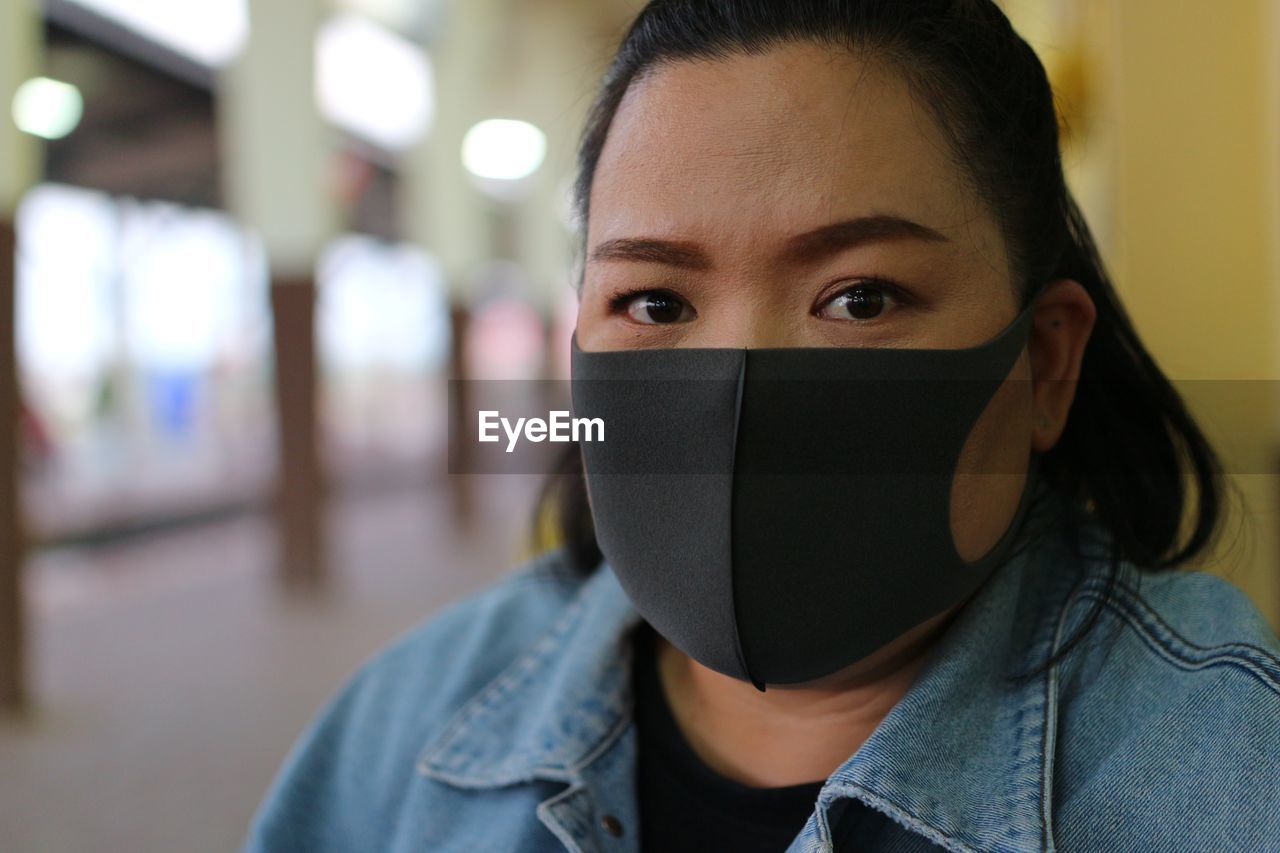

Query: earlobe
left=1029, top=279, right=1097, bottom=451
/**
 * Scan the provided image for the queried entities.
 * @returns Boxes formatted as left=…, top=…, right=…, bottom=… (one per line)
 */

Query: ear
left=1028, top=279, right=1096, bottom=452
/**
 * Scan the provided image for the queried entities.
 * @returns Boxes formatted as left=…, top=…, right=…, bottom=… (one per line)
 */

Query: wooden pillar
left=0, top=0, right=38, bottom=710
left=0, top=219, right=24, bottom=709
left=401, top=0, right=499, bottom=523
left=447, top=304, right=473, bottom=525
left=219, top=0, right=334, bottom=588
left=270, top=278, right=324, bottom=588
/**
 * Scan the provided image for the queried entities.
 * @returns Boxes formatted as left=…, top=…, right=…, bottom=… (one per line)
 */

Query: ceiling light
left=12, top=78, right=84, bottom=140
left=66, top=0, right=248, bottom=67
left=462, top=119, right=547, bottom=182
left=315, top=14, right=435, bottom=151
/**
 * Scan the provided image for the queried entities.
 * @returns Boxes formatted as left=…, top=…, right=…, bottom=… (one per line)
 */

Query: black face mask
left=570, top=295, right=1043, bottom=689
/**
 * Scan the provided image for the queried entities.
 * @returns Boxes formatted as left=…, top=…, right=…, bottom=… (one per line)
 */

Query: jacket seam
left=1039, top=634, right=1056, bottom=853
left=421, top=699, right=632, bottom=790
left=1077, top=576, right=1280, bottom=669
left=567, top=704, right=633, bottom=777
left=1073, top=583, right=1280, bottom=696
left=1036, top=556, right=1092, bottom=853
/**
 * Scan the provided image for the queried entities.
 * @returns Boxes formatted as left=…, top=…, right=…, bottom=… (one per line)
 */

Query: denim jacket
left=244, top=503, right=1280, bottom=852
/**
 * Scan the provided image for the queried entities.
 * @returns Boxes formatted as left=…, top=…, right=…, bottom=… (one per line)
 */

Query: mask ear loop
left=1003, top=280, right=1061, bottom=559
left=964, top=279, right=1052, bottom=569
left=1014, top=279, right=1051, bottom=533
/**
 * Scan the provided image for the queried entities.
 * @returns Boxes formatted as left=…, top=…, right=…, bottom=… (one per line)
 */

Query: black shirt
left=631, top=624, right=891, bottom=852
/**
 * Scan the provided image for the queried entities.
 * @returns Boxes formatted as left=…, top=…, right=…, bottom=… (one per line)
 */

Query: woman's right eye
left=620, top=291, right=694, bottom=325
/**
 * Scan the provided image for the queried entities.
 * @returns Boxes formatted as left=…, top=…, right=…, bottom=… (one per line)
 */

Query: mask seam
left=727, top=350, right=762, bottom=690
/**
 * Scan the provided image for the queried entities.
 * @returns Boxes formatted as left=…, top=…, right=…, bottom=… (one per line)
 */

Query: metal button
left=600, top=814, right=624, bottom=837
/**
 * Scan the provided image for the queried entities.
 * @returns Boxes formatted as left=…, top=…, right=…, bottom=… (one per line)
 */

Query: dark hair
left=537, top=0, right=1231, bottom=666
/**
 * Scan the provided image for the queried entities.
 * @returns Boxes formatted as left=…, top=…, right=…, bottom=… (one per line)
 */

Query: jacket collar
left=417, top=565, right=642, bottom=788
left=419, top=492, right=1087, bottom=851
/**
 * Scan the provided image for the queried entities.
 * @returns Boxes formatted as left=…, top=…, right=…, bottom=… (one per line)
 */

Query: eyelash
left=605, top=278, right=914, bottom=319
left=813, top=277, right=914, bottom=316
left=607, top=288, right=681, bottom=315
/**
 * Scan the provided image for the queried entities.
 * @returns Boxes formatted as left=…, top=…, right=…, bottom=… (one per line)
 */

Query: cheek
left=949, top=356, right=1034, bottom=562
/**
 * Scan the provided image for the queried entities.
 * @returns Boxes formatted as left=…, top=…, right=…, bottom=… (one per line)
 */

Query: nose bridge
left=695, top=272, right=802, bottom=349
left=740, top=315, right=802, bottom=349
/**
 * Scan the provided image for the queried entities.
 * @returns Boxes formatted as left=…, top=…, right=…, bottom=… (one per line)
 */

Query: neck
left=655, top=607, right=958, bottom=788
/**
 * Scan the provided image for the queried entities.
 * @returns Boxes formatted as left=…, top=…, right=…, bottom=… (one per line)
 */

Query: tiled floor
left=0, top=476, right=543, bottom=852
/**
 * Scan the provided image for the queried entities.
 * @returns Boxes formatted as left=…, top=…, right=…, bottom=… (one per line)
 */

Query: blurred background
left=0, top=0, right=1276, bottom=849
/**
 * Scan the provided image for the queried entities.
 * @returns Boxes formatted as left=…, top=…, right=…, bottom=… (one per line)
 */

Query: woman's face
left=577, top=42, right=1083, bottom=564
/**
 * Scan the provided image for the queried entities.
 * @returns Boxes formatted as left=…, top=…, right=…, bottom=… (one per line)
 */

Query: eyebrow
left=588, top=215, right=949, bottom=270
left=588, top=237, right=712, bottom=270
left=782, top=215, right=949, bottom=263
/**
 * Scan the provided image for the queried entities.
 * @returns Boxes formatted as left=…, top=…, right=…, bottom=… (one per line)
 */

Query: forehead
left=589, top=42, right=987, bottom=248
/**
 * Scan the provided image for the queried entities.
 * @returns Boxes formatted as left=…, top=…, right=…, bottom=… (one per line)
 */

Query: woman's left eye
left=818, top=284, right=895, bottom=321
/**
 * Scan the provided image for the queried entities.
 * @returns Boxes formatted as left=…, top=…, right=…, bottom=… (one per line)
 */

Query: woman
left=246, top=2, right=1280, bottom=851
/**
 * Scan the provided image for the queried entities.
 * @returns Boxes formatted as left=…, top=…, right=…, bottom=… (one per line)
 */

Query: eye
left=620, top=290, right=694, bottom=325
left=818, top=284, right=893, bottom=321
